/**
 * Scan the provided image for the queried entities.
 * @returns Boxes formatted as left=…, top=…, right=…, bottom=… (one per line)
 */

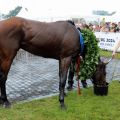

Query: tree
left=2, top=6, right=22, bottom=19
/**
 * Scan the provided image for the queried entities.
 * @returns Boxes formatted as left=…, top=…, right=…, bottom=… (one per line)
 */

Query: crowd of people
left=76, top=22, right=120, bottom=32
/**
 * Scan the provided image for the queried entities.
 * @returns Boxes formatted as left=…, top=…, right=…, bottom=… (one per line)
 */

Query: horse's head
left=91, top=58, right=112, bottom=86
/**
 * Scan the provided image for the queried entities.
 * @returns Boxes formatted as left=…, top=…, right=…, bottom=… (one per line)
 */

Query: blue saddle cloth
left=77, top=29, right=84, bottom=55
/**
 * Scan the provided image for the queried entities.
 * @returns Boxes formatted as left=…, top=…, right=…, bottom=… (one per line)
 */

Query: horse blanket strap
left=77, top=29, right=84, bottom=55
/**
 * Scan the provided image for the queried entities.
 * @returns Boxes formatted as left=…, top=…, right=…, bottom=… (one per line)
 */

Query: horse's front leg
left=0, top=54, right=16, bottom=108
left=59, top=57, right=71, bottom=109
left=0, top=75, right=10, bottom=108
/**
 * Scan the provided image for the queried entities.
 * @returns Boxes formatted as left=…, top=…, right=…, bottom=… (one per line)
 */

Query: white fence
left=14, top=49, right=38, bottom=63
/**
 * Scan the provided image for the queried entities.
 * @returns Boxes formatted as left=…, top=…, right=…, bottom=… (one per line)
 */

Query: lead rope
left=76, top=55, right=81, bottom=95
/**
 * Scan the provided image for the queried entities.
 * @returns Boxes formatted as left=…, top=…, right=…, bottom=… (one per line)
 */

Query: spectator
left=116, top=22, right=120, bottom=32
left=100, top=23, right=109, bottom=32
left=88, top=23, right=94, bottom=31
left=93, top=25, right=100, bottom=32
left=110, top=23, right=117, bottom=32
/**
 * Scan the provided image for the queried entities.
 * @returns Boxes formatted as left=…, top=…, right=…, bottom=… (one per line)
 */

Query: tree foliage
left=2, top=6, right=22, bottom=19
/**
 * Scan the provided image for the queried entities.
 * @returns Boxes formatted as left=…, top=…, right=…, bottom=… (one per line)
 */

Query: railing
left=14, top=49, right=38, bottom=63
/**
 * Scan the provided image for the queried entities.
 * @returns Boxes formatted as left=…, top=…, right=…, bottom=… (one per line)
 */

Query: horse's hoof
left=2, top=101, right=11, bottom=108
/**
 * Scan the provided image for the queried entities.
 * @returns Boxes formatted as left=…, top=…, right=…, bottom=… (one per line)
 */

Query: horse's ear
left=103, top=58, right=112, bottom=65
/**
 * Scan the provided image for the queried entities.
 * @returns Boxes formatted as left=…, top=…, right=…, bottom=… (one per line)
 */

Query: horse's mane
left=67, top=20, right=75, bottom=26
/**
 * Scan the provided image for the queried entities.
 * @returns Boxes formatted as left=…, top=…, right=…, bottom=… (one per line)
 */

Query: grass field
left=0, top=81, right=120, bottom=120
left=100, top=49, right=120, bottom=59
left=0, top=49, right=119, bottom=120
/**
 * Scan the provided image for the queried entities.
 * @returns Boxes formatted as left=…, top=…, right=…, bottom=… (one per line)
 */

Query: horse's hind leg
left=59, top=57, right=71, bottom=109
left=0, top=53, right=17, bottom=108
left=67, top=57, right=75, bottom=91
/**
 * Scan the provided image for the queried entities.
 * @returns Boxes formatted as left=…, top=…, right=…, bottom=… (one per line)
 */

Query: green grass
left=100, top=49, right=120, bottom=59
left=0, top=81, right=120, bottom=120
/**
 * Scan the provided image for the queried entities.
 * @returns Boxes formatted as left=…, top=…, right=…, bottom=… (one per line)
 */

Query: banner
left=94, top=32, right=120, bottom=52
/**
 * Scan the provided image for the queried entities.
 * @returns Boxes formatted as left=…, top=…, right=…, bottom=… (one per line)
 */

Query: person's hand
left=112, top=51, right=116, bottom=58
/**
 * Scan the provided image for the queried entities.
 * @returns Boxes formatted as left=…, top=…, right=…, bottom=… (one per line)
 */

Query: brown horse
left=0, top=17, right=110, bottom=109
left=0, top=17, right=80, bottom=108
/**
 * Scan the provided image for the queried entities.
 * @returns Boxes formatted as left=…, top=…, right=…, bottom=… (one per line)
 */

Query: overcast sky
left=0, top=0, right=120, bottom=20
